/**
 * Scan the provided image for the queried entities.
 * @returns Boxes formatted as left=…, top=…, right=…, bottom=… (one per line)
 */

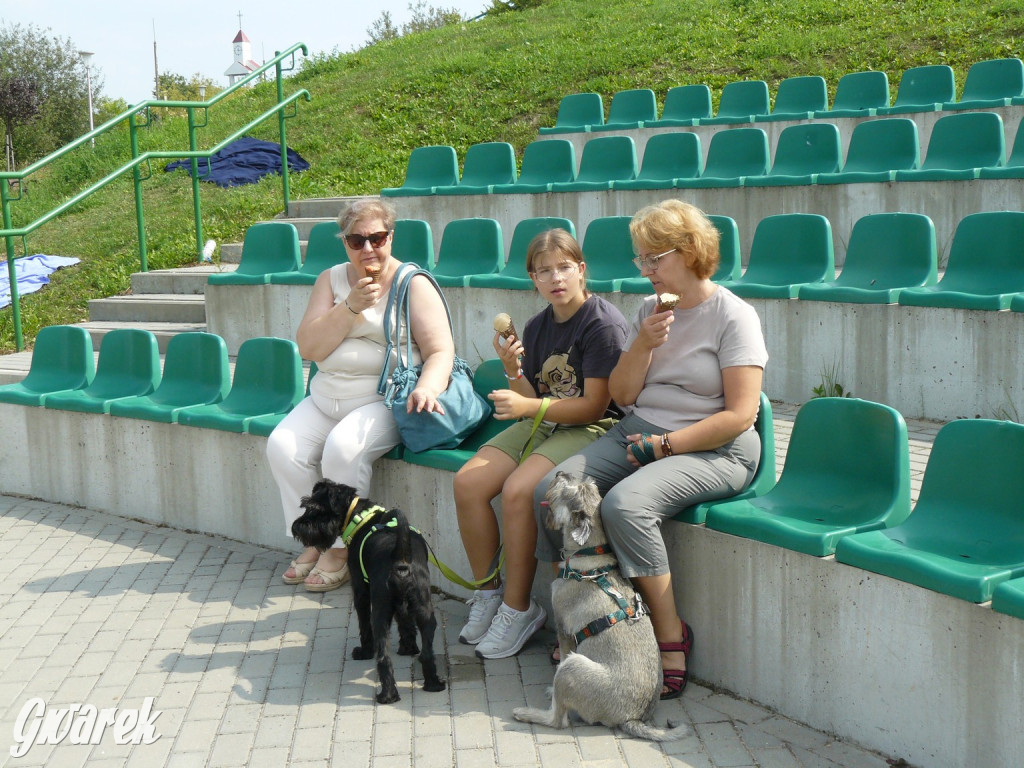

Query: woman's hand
left=345, top=276, right=383, bottom=314
left=625, top=432, right=663, bottom=467
left=406, top=383, right=445, bottom=415
left=488, top=388, right=530, bottom=420
left=635, top=310, right=674, bottom=350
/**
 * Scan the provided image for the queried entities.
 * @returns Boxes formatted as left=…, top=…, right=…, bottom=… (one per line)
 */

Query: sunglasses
left=343, top=230, right=390, bottom=249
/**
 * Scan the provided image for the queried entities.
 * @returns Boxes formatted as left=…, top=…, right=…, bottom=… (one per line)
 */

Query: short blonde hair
left=629, top=199, right=720, bottom=280
left=337, top=198, right=397, bottom=234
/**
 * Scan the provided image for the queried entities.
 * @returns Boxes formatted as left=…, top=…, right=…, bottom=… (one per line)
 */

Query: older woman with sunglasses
left=533, top=199, right=768, bottom=698
left=267, top=198, right=454, bottom=591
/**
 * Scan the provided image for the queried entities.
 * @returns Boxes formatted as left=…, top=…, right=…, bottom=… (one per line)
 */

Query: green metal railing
left=1, top=43, right=311, bottom=351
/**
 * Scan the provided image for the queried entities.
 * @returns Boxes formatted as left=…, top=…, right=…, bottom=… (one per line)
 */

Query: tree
left=0, top=76, right=41, bottom=171
left=366, top=2, right=463, bottom=46
left=485, top=0, right=547, bottom=14
left=0, top=22, right=102, bottom=167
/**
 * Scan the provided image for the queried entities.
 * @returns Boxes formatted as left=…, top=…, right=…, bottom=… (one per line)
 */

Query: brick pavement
left=0, top=486, right=902, bottom=768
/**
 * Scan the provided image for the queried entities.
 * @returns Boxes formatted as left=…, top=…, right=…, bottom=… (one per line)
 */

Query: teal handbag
left=377, top=264, right=491, bottom=452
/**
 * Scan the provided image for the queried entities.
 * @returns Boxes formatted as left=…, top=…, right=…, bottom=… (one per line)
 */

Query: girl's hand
left=488, top=389, right=529, bottom=420
left=492, top=332, right=524, bottom=372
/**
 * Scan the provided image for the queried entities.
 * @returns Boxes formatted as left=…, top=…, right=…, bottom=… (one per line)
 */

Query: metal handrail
left=1, top=43, right=310, bottom=351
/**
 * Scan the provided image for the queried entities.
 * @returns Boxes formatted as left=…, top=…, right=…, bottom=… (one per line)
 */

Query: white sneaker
left=459, top=588, right=504, bottom=645
left=475, top=601, right=547, bottom=659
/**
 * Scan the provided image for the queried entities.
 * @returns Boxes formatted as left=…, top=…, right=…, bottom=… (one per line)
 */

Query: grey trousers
left=533, top=412, right=760, bottom=578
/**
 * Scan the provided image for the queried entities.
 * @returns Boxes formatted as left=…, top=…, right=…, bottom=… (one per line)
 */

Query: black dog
left=291, top=479, right=446, bottom=703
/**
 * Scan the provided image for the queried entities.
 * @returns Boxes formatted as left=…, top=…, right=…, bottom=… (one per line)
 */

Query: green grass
left=3, top=0, right=1022, bottom=351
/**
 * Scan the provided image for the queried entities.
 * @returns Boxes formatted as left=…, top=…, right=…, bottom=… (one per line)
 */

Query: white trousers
left=266, top=390, right=400, bottom=549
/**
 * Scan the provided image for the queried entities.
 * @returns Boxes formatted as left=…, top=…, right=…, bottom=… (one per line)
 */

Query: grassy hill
left=2, top=0, right=1022, bottom=351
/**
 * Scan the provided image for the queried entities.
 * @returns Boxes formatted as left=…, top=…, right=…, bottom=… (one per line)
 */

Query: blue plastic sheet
left=0, top=254, right=80, bottom=309
left=164, top=136, right=310, bottom=187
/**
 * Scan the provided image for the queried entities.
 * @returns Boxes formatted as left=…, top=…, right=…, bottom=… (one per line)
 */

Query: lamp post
left=78, top=50, right=95, bottom=147
left=199, top=84, right=207, bottom=101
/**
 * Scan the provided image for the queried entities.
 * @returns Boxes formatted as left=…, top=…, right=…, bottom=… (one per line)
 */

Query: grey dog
left=512, top=471, right=692, bottom=741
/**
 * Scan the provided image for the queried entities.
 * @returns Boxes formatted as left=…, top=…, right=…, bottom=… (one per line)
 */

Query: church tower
left=224, top=17, right=259, bottom=85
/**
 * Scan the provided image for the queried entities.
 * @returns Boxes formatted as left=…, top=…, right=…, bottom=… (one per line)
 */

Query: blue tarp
left=164, top=136, right=310, bottom=188
left=1, top=254, right=81, bottom=309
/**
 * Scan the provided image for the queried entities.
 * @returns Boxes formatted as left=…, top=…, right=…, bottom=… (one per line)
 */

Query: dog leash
left=559, top=546, right=648, bottom=646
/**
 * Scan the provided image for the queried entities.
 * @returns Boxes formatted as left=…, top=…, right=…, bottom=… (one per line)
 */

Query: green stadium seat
left=109, top=333, right=230, bottom=423
left=402, top=358, right=508, bottom=471
left=944, top=57, right=1024, bottom=110
left=492, top=139, right=576, bottom=194
left=718, top=213, right=834, bottom=299
left=758, top=75, right=828, bottom=122
left=674, top=392, right=776, bottom=524
left=700, top=80, right=771, bottom=125
left=579, top=216, right=635, bottom=292
left=645, top=84, right=713, bottom=127
left=435, top=142, right=517, bottom=195
left=743, top=123, right=841, bottom=186
left=43, top=328, right=160, bottom=414
left=380, top=145, right=459, bottom=196
left=835, top=419, right=1024, bottom=602
left=798, top=213, right=937, bottom=304
left=549, top=136, right=637, bottom=192
left=0, top=325, right=95, bottom=406
left=538, top=92, right=604, bottom=135
left=269, top=220, right=347, bottom=285
left=432, top=218, right=505, bottom=287
left=468, top=217, right=576, bottom=290
left=894, top=112, right=1005, bottom=181
left=878, top=64, right=955, bottom=115
left=590, top=88, right=658, bottom=132
left=612, top=132, right=702, bottom=190
left=621, top=214, right=740, bottom=293
left=247, top=361, right=319, bottom=439
left=391, top=219, right=435, bottom=271
left=177, top=337, right=304, bottom=433
left=816, top=118, right=920, bottom=184
left=207, top=222, right=301, bottom=286
left=992, top=577, right=1024, bottom=620
left=706, top=397, right=911, bottom=557
left=1012, top=293, right=1024, bottom=313
left=679, top=128, right=769, bottom=188
left=816, top=70, right=890, bottom=118
left=978, top=117, right=1024, bottom=180
left=897, top=211, right=1024, bottom=310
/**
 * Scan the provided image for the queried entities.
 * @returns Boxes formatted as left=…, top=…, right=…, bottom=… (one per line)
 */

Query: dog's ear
left=569, top=478, right=602, bottom=545
left=326, top=481, right=356, bottom=512
left=570, top=516, right=592, bottom=546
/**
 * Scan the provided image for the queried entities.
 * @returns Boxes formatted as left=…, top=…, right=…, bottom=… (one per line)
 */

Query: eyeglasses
left=343, top=230, right=390, bottom=249
left=632, top=248, right=676, bottom=272
left=531, top=262, right=580, bottom=283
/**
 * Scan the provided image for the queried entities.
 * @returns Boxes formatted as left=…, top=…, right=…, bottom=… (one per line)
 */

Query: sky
left=1, top=1, right=491, bottom=104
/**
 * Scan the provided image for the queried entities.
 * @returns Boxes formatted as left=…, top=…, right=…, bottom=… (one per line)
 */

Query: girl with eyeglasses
left=533, top=200, right=768, bottom=699
left=453, top=227, right=628, bottom=659
left=267, top=198, right=454, bottom=592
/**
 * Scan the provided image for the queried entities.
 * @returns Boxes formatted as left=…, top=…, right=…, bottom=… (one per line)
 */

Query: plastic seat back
left=0, top=325, right=95, bottom=406
left=820, top=118, right=920, bottom=182
left=799, top=213, right=937, bottom=304
left=247, top=361, right=318, bottom=439
left=592, top=88, right=657, bottom=130
left=269, top=221, right=347, bottom=285
left=469, top=217, right=576, bottom=289
left=614, top=132, right=702, bottom=189
left=436, top=142, right=516, bottom=194
left=723, top=213, right=834, bottom=297
left=706, top=80, right=770, bottom=122
left=880, top=64, right=955, bottom=113
left=381, top=145, right=459, bottom=196
left=835, top=419, right=1024, bottom=602
left=709, top=215, right=742, bottom=282
left=653, top=84, right=713, bottom=126
left=919, top=112, right=1006, bottom=172
left=495, top=139, right=576, bottom=193
left=948, top=57, right=1024, bottom=108
left=109, top=333, right=230, bottom=422
left=747, top=123, right=840, bottom=184
left=433, top=218, right=504, bottom=287
left=43, top=328, right=161, bottom=414
left=392, top=219, right=435, bottom=271
left=538, top=93, right=604, bottom=134
left=701, top=128, right=770, bottom=180
left=823, top=70, right=890, bottom=116
left=209, top=222, right=301, bottom=285
left=763, top=75, right=828, bottom=120
left=580, top=216, right=635, bottom=291
left=553, top=136, right=637, bottom=190
left=706, top=397, right=911, bottom=556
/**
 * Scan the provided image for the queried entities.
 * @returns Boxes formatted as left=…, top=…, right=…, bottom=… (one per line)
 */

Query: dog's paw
left=422, top=679, right=447, bottom=693
left=397, top=641, right=420, bottom=656
left=377, top=687, right=400, bottom=704
left=352, top=646, right=373, bottom=660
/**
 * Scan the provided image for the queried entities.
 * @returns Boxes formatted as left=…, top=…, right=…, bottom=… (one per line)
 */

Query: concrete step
left=286, top=195, right=366, bottom=220
left=88, top=294, right=206, bottom=324
left=76, top=321, right=206, bottom=353
left=131, top=266, right=222, bottom=295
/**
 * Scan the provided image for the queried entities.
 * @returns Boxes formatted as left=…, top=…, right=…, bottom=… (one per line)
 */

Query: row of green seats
left=384, top=111, right=1020, bottom=196
left=699, top=397, right=1024, bottom=620
left=540, top=58, right=1024, bottom=134
left=0, top=327, right=305, bottom=433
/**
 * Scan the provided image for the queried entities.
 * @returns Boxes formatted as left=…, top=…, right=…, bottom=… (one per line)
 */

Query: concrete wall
left=1, top=400, right=1021, bottom=768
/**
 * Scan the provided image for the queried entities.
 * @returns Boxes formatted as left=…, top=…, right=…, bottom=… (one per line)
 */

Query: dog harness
left=559, top=544, right=648, bottom=646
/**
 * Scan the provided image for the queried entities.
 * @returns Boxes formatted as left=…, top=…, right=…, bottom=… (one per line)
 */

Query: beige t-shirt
left=309, top=263, right=423, bottom=402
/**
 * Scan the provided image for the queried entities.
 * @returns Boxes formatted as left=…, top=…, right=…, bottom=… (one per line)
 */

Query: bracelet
left=661, top=433, right=674, bottom=457
left=504, top=369, right=523, bottom=381
left=344, top=299, right=360, bottom=315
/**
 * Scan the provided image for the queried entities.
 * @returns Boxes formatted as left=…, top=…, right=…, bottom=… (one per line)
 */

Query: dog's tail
left=390, top=511, right=413, bottom=575
left=618, top=718, right=693, bottom=742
